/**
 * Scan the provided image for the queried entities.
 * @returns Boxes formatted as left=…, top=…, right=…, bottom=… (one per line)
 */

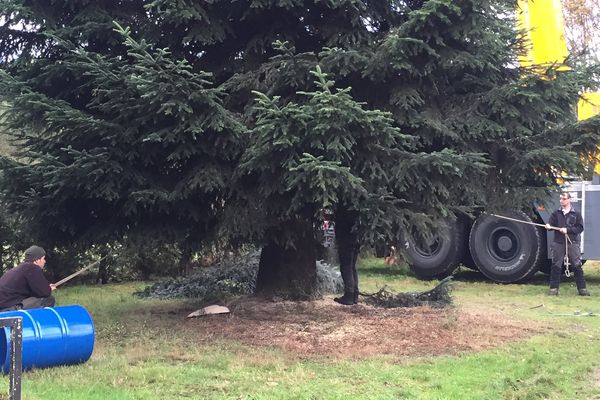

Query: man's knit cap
left=24, top=246, right=46, bottom=262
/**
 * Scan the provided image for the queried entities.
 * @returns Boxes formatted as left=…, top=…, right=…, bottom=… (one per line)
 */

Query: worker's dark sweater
left=0, top=262, right=51, bottom=309
left=548, top=207, right=584, bottom=244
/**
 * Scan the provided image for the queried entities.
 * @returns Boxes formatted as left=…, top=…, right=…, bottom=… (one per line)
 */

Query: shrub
left=136, top=251, right=343, bottom=301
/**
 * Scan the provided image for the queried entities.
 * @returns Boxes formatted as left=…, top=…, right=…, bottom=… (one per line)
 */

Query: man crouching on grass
left=0, top=245, right=56, bottom=311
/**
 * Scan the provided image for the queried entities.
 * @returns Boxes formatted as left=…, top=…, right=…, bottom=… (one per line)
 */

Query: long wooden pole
left=53, top=255, right=109, bottom=287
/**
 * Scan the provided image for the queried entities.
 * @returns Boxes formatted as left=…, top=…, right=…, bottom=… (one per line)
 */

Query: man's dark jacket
left=548, top=207, right=584, bottom=244
left=0, top=262, right=51, bottom=309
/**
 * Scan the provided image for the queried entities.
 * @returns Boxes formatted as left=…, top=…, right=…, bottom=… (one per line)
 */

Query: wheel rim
left=487, top=227, right=520, bottom=262
left=413, top=234, right=442, bottom=257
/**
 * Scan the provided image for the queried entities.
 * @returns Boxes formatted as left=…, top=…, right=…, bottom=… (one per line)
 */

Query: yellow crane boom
left=518, top=0, right=599, bottom=173
left=517, top=0, right=569, bottom=69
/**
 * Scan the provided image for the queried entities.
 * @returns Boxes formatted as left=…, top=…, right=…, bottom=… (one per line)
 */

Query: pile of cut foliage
left=136, top=251, right=343, bottom=301
left=362, top=277, right=453, bottom=308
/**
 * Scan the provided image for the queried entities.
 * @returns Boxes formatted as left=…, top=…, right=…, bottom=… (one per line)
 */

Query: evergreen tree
left=0, top=23, right=242, bottom=254
left=228, top=0, right=599, bottom=295
left=231, top=66, right=487, bottom=297
left=1, top=0, right=598, bottom=294
left=345, top=0, right=600, bottom=209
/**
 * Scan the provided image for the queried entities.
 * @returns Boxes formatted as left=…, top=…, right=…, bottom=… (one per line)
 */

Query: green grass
left=3, top=261, right=600, bottom=399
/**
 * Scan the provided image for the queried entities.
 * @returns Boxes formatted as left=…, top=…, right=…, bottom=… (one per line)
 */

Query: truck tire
left=405, top=218, right=466, bottom=279
left=461, top=249, right=479, bottom=270
left=374, top=242, right=388, bottom=258
left=469, top=211, right=543, bottom=282
left=458, top=215, right=478, bottom=270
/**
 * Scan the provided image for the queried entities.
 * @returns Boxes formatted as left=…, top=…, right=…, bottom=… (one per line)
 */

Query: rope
left=564, top=234, right=571, bottom=277
left=547, top=311, right=596, bottom=317
left=528, top=305, right=597, bottom=317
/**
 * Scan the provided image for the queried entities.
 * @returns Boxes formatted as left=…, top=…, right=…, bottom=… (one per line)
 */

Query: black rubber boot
left=334, top=292, right=355, bottom=305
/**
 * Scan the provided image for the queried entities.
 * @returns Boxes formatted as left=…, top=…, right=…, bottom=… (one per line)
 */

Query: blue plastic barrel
left=0, top=305, right=95, bottom=373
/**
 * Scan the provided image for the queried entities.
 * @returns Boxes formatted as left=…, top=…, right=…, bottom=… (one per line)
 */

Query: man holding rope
left=546, top=192, right=589, bottom=296
left=0, top=245, right=56, bottom=311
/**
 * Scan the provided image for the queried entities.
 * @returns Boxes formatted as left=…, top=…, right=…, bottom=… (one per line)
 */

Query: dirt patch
left=593, top=368, right=600, bottom=388
left=184, top=296, right=545, bottom=359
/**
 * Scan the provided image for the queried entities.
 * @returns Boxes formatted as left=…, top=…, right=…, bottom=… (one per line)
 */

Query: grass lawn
left=2, top=259, right=600, bottom=399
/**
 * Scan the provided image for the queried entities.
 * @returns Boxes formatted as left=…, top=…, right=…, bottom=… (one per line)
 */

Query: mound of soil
left=184, top=296, right=545, bottom=359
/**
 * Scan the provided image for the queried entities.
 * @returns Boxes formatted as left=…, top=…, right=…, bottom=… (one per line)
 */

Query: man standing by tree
left=0, top=245, right=56, bottom=311
left=546, top=193, right=589, bottom=296
left=334, top=206, right=361, bottom=305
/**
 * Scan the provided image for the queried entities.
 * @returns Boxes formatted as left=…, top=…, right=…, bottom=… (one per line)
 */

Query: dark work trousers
left=550, top=241, right=586, bottom=289
left=0, top=295, right=55, bottom=312
left=338, top=242, right=359, bottom=295
left=22, top=295, right=55, bottom=309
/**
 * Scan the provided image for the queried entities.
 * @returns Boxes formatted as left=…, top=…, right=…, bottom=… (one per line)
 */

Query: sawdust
left=184, top=296, right=545, bottom=359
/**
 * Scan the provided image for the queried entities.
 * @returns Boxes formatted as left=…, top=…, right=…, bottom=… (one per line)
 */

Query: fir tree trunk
left=0, top=246, right=4, bottom=274
left=96, top=253, right=110, bottom=284
left=178, top=240, right=193, bottom=276
left=255, top=221, right=318, bottom=299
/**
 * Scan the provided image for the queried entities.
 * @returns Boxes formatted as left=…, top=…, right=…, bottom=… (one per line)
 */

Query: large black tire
left=374, top=241, right=388, bottom=258
left=469, top=211, right=543, bottom=283
left=461, top=247, right=479, bottom=271
left=405, top=219, right=467, bottom=279
left=458, top=215, right=478, bottom=270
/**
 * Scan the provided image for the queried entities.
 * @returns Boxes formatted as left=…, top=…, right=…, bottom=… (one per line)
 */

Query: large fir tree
left=0, top=23, right=242, bottom=253
left=228, top=0, right=599, bottom=294
left=230, top=64, right=488, bottom=296
left=1, top=0, right=599, bottom=293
